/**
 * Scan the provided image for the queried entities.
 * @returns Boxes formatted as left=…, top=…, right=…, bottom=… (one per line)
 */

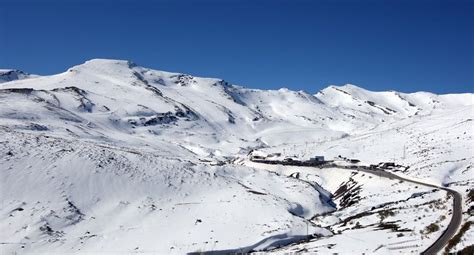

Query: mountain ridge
left=4, top=58, right=472, bottom=95
left=1, top=58, right=471, bottom=152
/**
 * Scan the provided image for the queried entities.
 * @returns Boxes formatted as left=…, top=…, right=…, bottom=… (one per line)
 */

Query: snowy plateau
left=0, top=59, right=472, bottom=254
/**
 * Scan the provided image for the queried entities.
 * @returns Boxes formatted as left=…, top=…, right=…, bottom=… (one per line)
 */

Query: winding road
left=355, top=167, right=463, bottom=255
left=201, top=161, right=463, bottom=254
left=253, top=161, right=463, bottom=254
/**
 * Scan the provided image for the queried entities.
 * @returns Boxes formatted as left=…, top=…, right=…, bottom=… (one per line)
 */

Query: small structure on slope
left=309, top=156, right=325, bottom=163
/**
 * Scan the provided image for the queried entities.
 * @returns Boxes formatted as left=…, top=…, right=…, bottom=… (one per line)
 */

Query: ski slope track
left=0, top=59, right=473, bottom=254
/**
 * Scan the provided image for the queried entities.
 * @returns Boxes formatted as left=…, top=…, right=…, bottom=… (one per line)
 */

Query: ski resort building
left=309, top=156, right=324, bottom=162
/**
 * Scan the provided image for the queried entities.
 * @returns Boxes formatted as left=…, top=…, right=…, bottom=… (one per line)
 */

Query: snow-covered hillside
left=1, top=59, right=472, bottom=254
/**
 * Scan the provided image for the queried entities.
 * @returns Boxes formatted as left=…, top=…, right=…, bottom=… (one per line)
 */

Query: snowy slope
left=1, top=128, right=336, bottom=253
left=0, top=59, right=472, bottom=253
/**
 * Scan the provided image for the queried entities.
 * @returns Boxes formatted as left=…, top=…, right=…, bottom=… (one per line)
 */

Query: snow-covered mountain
left=1, top=59, right=472, bottom=254
left=0, top=69, right=36, bottom=83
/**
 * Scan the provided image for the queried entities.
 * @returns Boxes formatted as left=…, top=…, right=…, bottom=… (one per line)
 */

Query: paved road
left=256, top=162, right=462, bottom=255
left=251, top=160, right=463, bottom=254
left=339, top=166, right=463, bottom=255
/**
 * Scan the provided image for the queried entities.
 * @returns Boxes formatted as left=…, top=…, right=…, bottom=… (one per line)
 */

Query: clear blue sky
left=1, top=0, right=473, bottom=94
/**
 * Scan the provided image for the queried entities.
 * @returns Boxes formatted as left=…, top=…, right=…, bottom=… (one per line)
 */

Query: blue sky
left=1, top=0, right=473, bottom=93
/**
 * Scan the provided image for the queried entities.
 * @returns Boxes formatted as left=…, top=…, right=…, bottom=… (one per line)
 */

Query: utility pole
left=306, top=221, right=309, bottom=239
left=403, top=144, right=406, bottom=159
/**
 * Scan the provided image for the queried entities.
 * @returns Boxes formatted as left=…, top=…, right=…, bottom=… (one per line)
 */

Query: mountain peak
left=0, top=69, right=36, bottom=83
left=83, top=58, right=136, bottom=67
left=69, top=58, right=137, bottom=71
left=328, top=84, right=367, bottom=93
left=64, top=58, right=145, bottom=81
